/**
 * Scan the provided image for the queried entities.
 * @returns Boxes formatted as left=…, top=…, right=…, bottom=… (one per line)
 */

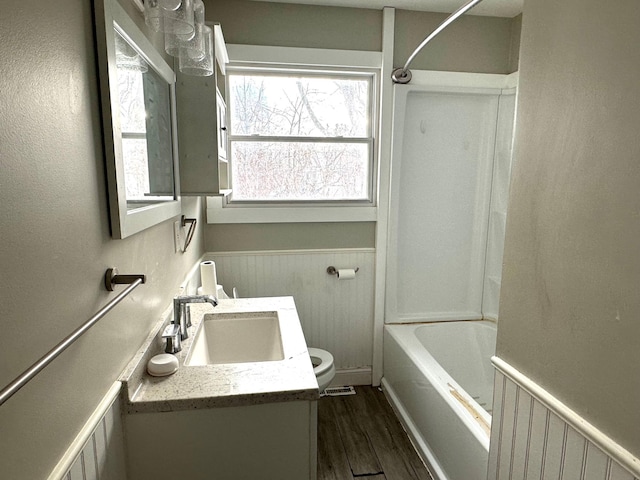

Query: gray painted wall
left=508, top=14, right=522, bottom=73
left=498, top=0, right=640, bottom=457
left=394, top=9, right=518, bottom=74
left=0, top=1, right=204, bottom=478
left=206, top=0, right=382, bottom=51
left=203, top=0, right=519, bottom=252
left=205, top=222, right=376, bottom=251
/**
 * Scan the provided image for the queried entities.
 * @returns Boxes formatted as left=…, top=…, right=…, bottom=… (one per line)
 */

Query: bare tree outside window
left=117, top=68, right=150, bottom=201
left=228, top=71, right=373, bottom=201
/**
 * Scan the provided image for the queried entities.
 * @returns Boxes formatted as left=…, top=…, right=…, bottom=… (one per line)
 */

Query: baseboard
left=330, top=367, right=372, bottom=387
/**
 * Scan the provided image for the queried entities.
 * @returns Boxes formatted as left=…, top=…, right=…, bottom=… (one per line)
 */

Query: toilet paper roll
left=200, top=261, right=218, bottom=295
left=337, top=268, right=356, bottom=280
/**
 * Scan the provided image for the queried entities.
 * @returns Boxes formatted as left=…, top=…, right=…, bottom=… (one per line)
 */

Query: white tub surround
left=382, top=320, right=497, bottom=480
left=489, top=357, right=640, bottom=480
left=385, top=72, right=517, bottom=325
left=119, top=296, right=318, bottom=413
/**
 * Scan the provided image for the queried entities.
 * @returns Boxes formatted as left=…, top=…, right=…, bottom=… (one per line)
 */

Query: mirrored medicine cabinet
left=94, top=0, right=181, bottom=239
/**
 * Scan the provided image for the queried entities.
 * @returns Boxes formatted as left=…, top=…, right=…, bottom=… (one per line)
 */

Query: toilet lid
left=308, top=348, right=334, bottom=376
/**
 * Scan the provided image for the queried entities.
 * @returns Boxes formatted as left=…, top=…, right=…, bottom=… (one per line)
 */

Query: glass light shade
left=144, top=0, right=164, bottom=32
left=180, top=22, right=206, bottom=59
left=164, top=0, right=204, bottom=58
left=179, top=24, right=213, bottom=76
left=162, top=0, right=194, bottom=36
left=144, top=0, right=194, bottom=35
left=164, top=29, right=194, bottom=57
left=158, top=0, right=181, bottom=9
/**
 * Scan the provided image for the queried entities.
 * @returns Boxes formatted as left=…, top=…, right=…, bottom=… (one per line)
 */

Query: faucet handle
left=185, top=304, right=192, bottom=328
left=162, top=324, right=182, bottom=354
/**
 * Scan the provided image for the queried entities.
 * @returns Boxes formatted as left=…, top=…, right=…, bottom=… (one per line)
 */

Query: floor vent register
left=321, top=386, right=356, bottom=397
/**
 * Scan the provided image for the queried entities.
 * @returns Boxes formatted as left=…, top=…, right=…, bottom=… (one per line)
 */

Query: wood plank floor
left=317, top=386, right=434, bottom=480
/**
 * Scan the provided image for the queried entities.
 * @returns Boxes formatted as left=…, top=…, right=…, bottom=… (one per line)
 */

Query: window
left=227, top=68, right=375, bottom=203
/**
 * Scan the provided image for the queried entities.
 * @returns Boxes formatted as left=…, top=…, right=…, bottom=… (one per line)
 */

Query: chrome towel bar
left=0, top=269, right=145, bottom=407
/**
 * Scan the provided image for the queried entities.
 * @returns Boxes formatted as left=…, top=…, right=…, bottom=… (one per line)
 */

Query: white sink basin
left=184, top=311, right=284, bottom=366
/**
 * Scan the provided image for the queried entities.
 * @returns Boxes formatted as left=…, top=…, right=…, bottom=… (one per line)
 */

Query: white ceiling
left=250, top=0, right=523, bottom=18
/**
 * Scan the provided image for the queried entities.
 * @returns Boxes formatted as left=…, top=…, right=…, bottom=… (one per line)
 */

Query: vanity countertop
left=119, top=296, right=319, bottom=414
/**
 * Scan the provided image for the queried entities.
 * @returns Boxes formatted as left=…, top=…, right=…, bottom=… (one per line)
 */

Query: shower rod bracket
left=391, top=68, right=412, bottom=84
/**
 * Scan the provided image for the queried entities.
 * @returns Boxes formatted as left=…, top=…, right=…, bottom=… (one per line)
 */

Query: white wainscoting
left=205, top=249, right=375, bottom=381
left=489, top=358, right=640, bottom=480
left=50, top=382, right=127, bottom=480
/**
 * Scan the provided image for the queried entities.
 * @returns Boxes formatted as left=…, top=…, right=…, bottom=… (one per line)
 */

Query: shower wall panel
left=387, top=85, right=501, bottom=322
left=483, top=90, right=517, bottom=320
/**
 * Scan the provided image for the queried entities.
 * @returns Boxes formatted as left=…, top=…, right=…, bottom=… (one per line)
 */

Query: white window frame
left=207, top=45, right=382, bottom=224
left=227, top=66, right=375, bottom=204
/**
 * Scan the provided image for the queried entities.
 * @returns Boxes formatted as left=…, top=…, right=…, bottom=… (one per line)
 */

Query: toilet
left=308, top=347, right=336, bottom=392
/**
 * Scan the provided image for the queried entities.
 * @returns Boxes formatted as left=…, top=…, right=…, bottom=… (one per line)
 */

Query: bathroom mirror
left=95, top=0, right=181, bottom=238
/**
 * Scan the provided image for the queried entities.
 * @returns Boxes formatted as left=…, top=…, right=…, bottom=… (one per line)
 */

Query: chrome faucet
left=173, top=295, right=218, bottom=340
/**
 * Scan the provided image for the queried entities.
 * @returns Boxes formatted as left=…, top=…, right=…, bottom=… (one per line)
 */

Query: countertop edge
left=124, top=387, right=320, bottom=414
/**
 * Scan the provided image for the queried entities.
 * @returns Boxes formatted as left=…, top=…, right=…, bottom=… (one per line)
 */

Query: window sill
left=205, top=196, right=377, bottom=224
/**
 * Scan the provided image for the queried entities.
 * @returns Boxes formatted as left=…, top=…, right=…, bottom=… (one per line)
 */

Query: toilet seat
left=308, top=347, right=336, bottom=392
left=308, top=347, right=333, bottom=375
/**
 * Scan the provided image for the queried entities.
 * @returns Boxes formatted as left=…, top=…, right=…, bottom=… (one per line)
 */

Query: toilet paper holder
left=326, top=266, right=359, bottom=275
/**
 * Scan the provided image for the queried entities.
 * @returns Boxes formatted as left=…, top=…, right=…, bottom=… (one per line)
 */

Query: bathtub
left=381, top=320, right=497, bottom=480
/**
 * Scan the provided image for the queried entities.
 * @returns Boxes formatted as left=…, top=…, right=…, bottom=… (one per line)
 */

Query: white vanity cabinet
left=120, top=298, right=319, bottom=480
left=125, top=401, right=317, bottom=480
left=175, top=24, right=230, bottom=196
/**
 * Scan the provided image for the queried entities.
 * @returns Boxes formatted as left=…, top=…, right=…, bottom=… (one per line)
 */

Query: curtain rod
left=392, top=0, right=485, bottom=84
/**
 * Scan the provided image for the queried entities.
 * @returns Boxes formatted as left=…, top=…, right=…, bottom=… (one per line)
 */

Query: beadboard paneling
left=52, top=383, right=127, bottom=480
left=205, top=249, right=375, bottom=371
left=489, top=358, right=640, bottom=480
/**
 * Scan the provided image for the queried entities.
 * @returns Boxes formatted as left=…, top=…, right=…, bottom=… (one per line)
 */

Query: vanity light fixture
left=144, top=0, right=194, bottom=35
left=178, top=23, right=213, bottom=76
left=139, top=0, right=213, bottom=76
